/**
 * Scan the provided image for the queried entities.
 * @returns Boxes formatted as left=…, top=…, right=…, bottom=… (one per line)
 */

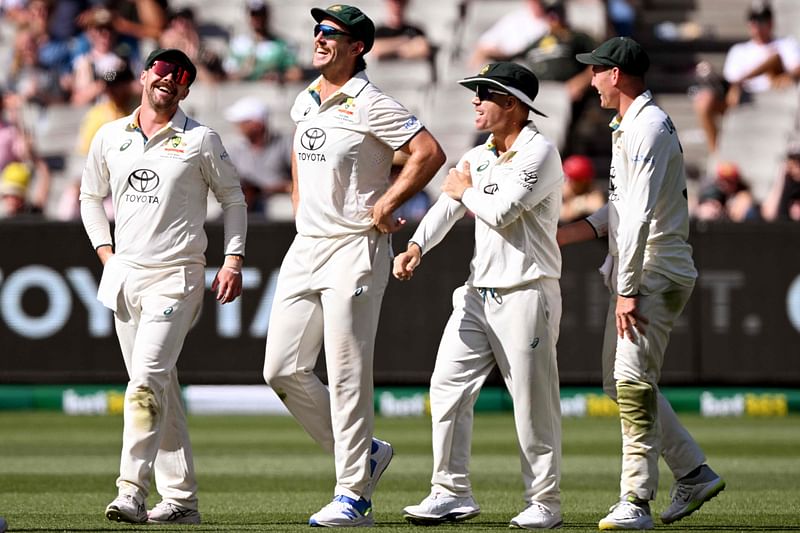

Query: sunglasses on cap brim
left=150, top=60, right=192, bottom=85
left=314, top=23, right=351, bottom=38
left=475, top=85, right=510, bottom=101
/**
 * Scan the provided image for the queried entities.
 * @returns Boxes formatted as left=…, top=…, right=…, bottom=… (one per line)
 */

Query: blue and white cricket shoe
left=309, top=495, right=374, bottom=527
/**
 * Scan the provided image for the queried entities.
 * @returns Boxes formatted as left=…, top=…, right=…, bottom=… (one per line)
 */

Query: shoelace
left=524, top=501, right=552, bottom=516
left=670, top=481, right=693, bottom=503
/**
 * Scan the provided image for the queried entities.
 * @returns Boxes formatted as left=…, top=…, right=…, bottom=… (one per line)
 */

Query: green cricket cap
left=576, top=37, right=650, bottom=76
left=311, top=4, right=375, bottom=53
left=458, top=62, right=547, bottom=117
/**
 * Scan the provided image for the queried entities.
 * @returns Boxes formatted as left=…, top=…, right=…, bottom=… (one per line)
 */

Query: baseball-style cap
left=747, top=0, right=772, bottom=21
left=576, top=36, right=650, bottom=76
left=224, top=96, right=269, bottom=123
left=0, top=162, right=31, bottom=198
left=144, top=48, right=197, bottom=85
left=311, top=4, right=375, bottom=53
left=458, top=62, right=548, bottom=117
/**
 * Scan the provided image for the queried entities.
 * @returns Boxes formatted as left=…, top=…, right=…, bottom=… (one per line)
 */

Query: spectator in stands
left=372, top=0, right=432, bottom=62
left=99, top=0, right=168, bottom=61
left=0, top=95, right=51, bottom=212
left=693, top=161, right=759, bottom=222
left=560, top=154, right=605, bottom=223
left=58, top=65, right=139, bottom=221
left=0, top=161, right=42, bottom=218
left=7, top=27, right=69, bottom=108
left=159, top=7, right=226, bottom=82
left=516, top=0, right=596, bottom=154
left=469, top=0, right=548, bottom=68
left=390, top=151, right=430, bottom=222
left=223, top=0, right=303, bottom=82
left=692, top=0, right=800, bottom=153
left=70, top=7, right=133, bottom=106
left=762, top=143, right=800, bottom=221
left=223, top=96, right=292, bottom=219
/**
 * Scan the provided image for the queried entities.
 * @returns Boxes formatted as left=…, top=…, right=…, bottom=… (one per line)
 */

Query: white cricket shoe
left=402, top=492, right=480, bottom=524
left=147, top=501, right=202, bottom=524
left=660, top=466, right=726, bottom=524
left=105, top=494, right=147, bottom=523
left=309, top=495, right=374, bottom=527
left=598, top=499, right=653, bottom=530
left=510, top=502, right=563, bottom=529
left=364, top=438, right=393, bottom=501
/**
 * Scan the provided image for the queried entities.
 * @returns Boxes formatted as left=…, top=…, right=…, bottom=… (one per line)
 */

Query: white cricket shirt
left=80, top=106, right=247, bottom=268
left=290, top=71, right=424, bottom=237
left=586, top=91, right=697, bottom=296
left=410, top=122, right=563, bottom=289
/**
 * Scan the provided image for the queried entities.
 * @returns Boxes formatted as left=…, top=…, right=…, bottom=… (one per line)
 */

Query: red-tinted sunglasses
left=150, top=60, right=192, bottom=85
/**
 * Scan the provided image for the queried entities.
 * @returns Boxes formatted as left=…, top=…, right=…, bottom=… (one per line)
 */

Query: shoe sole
left=147, top=518, right=202, bottom=524
left=105, top=508, right=145, bottom=524
left=510, top=518, right=563, bottom=529
left=404, top=509, right=480, bottom=525
left=660, top=479, right=726, bottom=524
left=309, top=517, right=375, bottom=527
left=598, top=518, right=654, bottom=530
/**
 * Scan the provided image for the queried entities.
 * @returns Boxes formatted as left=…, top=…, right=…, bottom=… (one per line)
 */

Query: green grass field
left=1, top=412, right=798, bottom=531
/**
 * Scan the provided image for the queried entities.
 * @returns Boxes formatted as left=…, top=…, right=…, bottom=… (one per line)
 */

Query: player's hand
left=442, top=161, right=472, bottom=201
left=97, top=245, right=114, bottom=265
left=615, top=294, right=648, bottom=341
left=371, top=198, right=407, bottom=234
left=393, top=244, right=422, bottom=280
left=212, top=266, right=243, bottom=304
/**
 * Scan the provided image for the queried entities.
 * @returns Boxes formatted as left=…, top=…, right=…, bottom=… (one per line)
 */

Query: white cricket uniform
left=585, top=91, right=705, bottom=500
left=80, top=106, right=247, bottom=508
left=409, top=123, right=564, bottom=512
left=262, top=71, right=423, bottom=500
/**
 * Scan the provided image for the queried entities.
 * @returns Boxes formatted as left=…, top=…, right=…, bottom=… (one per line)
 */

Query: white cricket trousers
left=429, top=280, right=562, bottom=513
left=603, top=262, right=706, bottom=501
left=263, top=231, right=390, bottom=500
left=112, top=263, right=204, bottom=509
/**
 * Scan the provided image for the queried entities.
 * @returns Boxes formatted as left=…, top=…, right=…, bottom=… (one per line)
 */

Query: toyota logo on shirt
left=300, top=128, right=326, bottom=150
left=128, top=169, right=160, bottom=193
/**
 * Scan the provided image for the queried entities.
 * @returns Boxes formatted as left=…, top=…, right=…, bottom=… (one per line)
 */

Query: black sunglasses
left=150, top=60, right=191, bottom=85
left=314, top=23, right=351, bottom=38
left=476, top=85, right=510, bottom=102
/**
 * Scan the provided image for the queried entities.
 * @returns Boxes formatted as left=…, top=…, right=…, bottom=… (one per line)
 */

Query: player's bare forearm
left=373, top=130, right=445, bottom=229
left=557, top=218, right=597, bottom=247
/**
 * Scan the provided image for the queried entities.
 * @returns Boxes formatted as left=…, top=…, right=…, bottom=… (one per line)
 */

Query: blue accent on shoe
left=370, top=458, right=377, bottom=475
left=333, top=494, right=371, bottom=516
left=371, top=439, right=379, bottom=454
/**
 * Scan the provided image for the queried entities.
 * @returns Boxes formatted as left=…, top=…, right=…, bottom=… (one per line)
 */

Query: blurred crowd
left=0, top=0, right=798, bottom=223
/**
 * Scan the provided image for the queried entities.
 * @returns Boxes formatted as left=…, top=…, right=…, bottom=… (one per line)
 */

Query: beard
left=146, top=82, right=180, bottom=113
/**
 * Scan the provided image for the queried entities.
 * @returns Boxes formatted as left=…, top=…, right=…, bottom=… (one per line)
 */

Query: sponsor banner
left=1, top=386, right=799, bottom=417
left=2, top=221, right=799, bottom=386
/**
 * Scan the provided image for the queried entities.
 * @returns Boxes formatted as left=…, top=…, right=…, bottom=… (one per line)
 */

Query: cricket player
left=558, top=37, right=725, bottom=529
left=396, top=62, right=564, bottom=530
left=262, top=4, right=445, bottom=527
left=80, top=48, right=247, bottom=525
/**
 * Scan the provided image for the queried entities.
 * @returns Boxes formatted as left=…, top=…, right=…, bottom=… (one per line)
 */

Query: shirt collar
left=485, top=121, right=540, bottom=157
left=306, top=71, right=370, bottom=104
left=610, top=90, right=653, bottom=132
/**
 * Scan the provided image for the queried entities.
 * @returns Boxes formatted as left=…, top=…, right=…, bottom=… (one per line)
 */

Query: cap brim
left=458, top=77, right=547, bottom=117
left=575, top=52, right=612, bottom=67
